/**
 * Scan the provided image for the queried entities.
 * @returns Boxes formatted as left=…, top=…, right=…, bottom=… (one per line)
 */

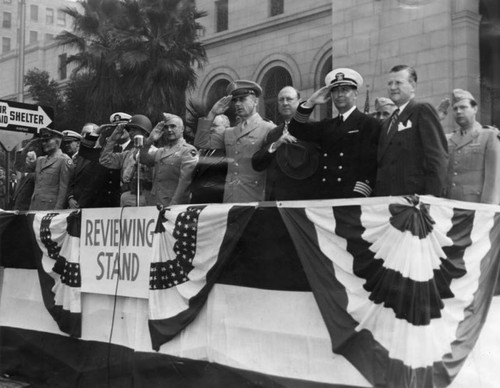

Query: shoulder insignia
left=190, top=149, right=198, bottom=157
left=66, top=159, right=73, bottom=167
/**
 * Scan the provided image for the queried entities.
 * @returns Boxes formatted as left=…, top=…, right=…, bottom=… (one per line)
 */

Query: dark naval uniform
left=29, top=149, right=74, bottom=210
left=141, top=138, right=199, bottom=207
left=288, top=104, right=380, bottom=199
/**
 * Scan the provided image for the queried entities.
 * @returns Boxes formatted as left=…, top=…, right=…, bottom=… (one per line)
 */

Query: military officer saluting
left=195, top=80, right=275, bottom=203
left=141, top=113, right=198, bottom=207
left=445, top=89, right=500, bottom=204
left=28, top=127, right=74, bottom=210
left=288, top=68, right=381, bottom=199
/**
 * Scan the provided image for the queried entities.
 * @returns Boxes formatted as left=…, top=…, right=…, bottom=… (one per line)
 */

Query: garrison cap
left=452, top=89, right=476, bottom=105
left=325, top=68, right=364, bottom=90
left=375, top=97, right=396, bottom=111
left=226, top=80, right=262, bottom=99
left=39, top=127, right=63, bottom=139
left=62, top=130, right=82, bottom=142
left=110, top=112, right=132, bottom=124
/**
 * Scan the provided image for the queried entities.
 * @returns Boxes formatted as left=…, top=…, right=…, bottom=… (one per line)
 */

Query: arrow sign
left=0, top=99, right=54, bottom=151
left=0, top=99, right=53, bottom=135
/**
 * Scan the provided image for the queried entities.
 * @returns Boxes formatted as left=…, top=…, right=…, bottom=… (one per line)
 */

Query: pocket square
left=397, top=120, right=412, bottom=131
left=348, top=130, right=359, bottom=134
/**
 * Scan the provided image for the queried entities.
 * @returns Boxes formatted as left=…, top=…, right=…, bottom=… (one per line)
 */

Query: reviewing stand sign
left=80, top=207, right=159, bottom=299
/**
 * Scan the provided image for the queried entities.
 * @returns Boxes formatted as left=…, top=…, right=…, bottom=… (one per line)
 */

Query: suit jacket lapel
left=378, top=100, right=415, bottom=160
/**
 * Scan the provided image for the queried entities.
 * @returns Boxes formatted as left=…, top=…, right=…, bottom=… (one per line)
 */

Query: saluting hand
left=209, top=95, right=232, bottom=118
left=149, top=122, right=165, bottom=142
left=304, top=85, right=333, bottom=108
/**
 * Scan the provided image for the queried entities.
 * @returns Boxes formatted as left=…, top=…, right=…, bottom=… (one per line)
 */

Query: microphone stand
left=134, top=135, right=144, bottom=207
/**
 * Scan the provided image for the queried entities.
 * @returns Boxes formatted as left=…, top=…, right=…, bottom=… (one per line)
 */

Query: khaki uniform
left=99, top=135, right=154, bottom=206
left=141, top=138, right=198, bottom=207
left=29, top=149, right=74, bottom=210
left=445, top=122, right=500, bottom=204
left=195, top=113, right=274, bottom=203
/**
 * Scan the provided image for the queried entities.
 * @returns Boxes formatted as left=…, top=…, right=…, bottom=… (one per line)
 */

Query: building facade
left=193, top=0, right=499, bottom=128
left=0, top=0, right=75, bottom=101
left=0, top=0, right=498, bottom=127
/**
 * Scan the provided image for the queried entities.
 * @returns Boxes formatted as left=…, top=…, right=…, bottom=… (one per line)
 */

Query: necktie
left=283, top=121, right=289, bottom=135
left=339, top=115, right=344, bottom=123
left=387, top=109, right=400, bottom=136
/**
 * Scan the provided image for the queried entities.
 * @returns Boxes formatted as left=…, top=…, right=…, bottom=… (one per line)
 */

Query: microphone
left=134, top=135, right=144, bottom=148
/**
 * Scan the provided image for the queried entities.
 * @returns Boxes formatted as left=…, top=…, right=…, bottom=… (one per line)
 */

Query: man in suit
left=190, top=114, right=229, bottom=204
left=252, top=86, right=319, bottom=200
left=194, top=80, right=275, bottom=203
left=375, top=65, right=448, bottom=197
left=140, top=114, right=198, bottom=207
left=28, top=128, right=74, bottom=210
left=287, top=68, right=381, bottom=199
left=445, top=89, right=500, bottom=204
left=67, top=124, right=121, bottom=208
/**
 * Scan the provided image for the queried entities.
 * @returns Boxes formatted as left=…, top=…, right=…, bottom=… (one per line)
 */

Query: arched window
left=318, top=56, right=333, bottom=120
left=262, top=67, right=292, bottom=124
left=206, top=79, right=236, bottom=124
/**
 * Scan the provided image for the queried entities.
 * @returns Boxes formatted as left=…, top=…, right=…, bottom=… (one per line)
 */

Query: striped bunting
left=279, top=196, right=500, bottom=388
left=32, top=211, right=82, bottom=337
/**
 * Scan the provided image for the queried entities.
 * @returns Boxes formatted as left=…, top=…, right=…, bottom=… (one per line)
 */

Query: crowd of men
left=2, top=63, right=500, bottom=211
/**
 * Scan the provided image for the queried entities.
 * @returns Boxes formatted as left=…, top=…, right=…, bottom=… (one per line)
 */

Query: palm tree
left=56, top=0, right=130, bottom=124
left=56, top=0, right=207, bottom=124
left=116, top=0, right=207, bottom=122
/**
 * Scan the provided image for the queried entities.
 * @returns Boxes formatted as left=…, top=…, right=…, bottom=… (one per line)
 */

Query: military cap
left=226, top=80, right=262, bottom=99
left=325, top=68, right=364, bottom=90
left=62, top=130, right=82, bottom=142
left=110, top=112, right=132, bottom=124
left=39, top=127, right=63, bottom=139
left=375, top=97, right=396, bottom=110
left=452, top=89, right=476, bottom=105
left=276, top=141, right=320, bottom=180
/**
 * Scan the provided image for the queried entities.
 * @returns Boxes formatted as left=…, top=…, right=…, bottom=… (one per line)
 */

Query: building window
left=59, top=53, right=67, bottom=80
left=4, top=0, right=12, bottom=4
left=2, top=12, right=11, bottom=28
left=215, top=0, right=228, bottom=32
left=46, top=8, right=54, bottom=24
left=2, top=37, right=11, bottom=53
left=262, top=67, right=293, bottom=124
left=29, top=30, right=38, bottom=43
left=45, top=33, right=53, bottom=41
left=270, top=0, right=284, bottom=16
left=318, top=56, right=333, bottom=120
left=57, top=9, right=66, bottom=26
left=30, top=5, right=38, bottom=22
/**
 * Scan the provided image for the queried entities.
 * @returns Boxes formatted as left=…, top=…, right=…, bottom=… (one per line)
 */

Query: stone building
left=0, top=0, right=75, bottom=101
left=0, top=0, right=498, bottom=128
left=193, top=0, right=500, bottom=128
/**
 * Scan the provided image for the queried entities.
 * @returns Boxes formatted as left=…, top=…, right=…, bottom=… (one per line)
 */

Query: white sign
left=80, top=207, right=159, bottom=299
left=0, top=99, right=53, bottom=151
left=0, top=99, right=53, bottom=133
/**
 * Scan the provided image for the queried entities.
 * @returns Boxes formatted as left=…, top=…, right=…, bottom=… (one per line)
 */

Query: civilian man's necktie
left=339, top=114, right=344, bottom=123
left=387, top=108, right=400, bottom=136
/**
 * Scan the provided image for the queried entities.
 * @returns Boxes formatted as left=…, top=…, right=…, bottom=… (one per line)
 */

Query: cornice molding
left=200, top=3, right=332, bottom=49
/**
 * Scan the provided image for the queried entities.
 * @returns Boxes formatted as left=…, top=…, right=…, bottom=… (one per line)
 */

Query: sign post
left=0, top=100, right=53, bottom=152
